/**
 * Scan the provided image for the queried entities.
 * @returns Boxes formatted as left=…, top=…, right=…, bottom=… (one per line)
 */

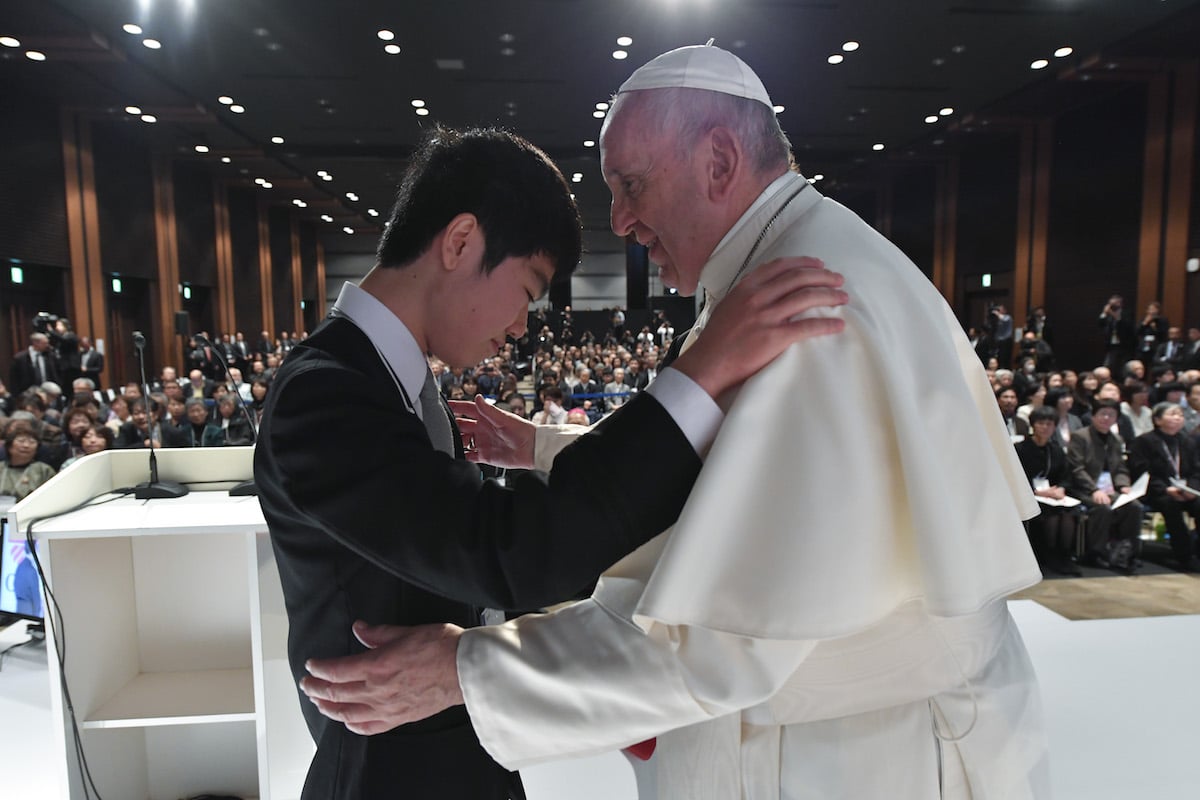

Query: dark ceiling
left=4, top=0, right=1199, bottom=258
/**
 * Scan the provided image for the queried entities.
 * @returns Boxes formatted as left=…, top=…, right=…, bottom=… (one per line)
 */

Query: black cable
left=21, top=492, right=127, bottom=800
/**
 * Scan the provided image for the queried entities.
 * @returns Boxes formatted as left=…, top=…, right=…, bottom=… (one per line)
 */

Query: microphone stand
left=131, top=331, right=188, bottom=500
left=194, top=335, right=258, bottom=496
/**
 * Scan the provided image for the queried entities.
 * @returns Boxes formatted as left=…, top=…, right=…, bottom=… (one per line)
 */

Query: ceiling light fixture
left=415, top=107, right=429, bottom=116
left=592, top=110, right=606, bottom=118
left=293, top=199, right=307, bottom=207
left=367, top=209, right=379, bottom=217
left=124, top=105, right=142, bottom=115
left=616, top=36, right=633, bottom=47
left=122, top=24, right=142, bottom=35
left=254, top=178, right=266, bottom=185
left=25, top=50, right=46, bottom=61
left=142, top=38, right=162, bottom=49
left=499, top=47, right=515, bottom=56
left=842, top=41, right=859, bottom=52
left=261, top=181, right=273, bottom=189
left=0, top=36, right=21, bottom=47
left=322, top=174, right=332, bottom=181
left=1030, top=59, right=1049, bottom=70
left=230, top=104, right=245, bottom=113
left=346, top=192, right=358, bottom=201
left=342, top=226, right=354, bottom=234
left=194, top=145, right=209, bottom=153
left=925, top=115, right=938, bottom=123
left=411, top=99, right=425, bottom=108
left=773, top=105, right=785, bottom=114
left=321, top=214, right=333, bottom=222
left=813, top=174, right=824, bottom=181
left=872, top=143, right=885, bottom=151
left=270, top=136, right=284, bottom=144
left=140, top=114, right=156, bottom=123
left=583, top=140, right=595, bottom=147
left=612, top=50, right=628, bottom=60
left=827, top=54, right=844, bottom=65
left=377, top=30, right=395, bottom=41
left=939, top=107, right=953, bottom=116
left=1054, top=46, right=1073, bottom=58
left=218, top=95, right=234, bottom=105
left=220, top=157, right=231, bottom=163
left=595, top=102, right=609, bottom=110
left=384, top=44, right=401, bottom=55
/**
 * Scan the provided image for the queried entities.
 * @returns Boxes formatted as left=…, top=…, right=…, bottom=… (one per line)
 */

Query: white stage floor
left=3, top=600, right=1198, bottom=799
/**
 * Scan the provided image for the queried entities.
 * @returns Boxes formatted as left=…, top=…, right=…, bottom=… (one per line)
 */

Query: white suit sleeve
left=456, top=597, right=815, bottom=770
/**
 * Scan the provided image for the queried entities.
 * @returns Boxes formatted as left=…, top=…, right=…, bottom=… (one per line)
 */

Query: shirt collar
left=331, top=281, right=430, bottom=420
left=698, top=171, right=819, bottom=304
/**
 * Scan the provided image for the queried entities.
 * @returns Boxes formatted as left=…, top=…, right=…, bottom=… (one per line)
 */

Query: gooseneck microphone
left=132, top=331, right=189, bottom=500
left=192, top=334, right=258, bottom=497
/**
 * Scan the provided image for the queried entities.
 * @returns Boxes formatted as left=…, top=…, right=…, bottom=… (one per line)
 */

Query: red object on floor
left=623, top=738, right=657, bottom=760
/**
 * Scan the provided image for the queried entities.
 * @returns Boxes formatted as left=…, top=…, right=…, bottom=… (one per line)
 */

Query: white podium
left=7, top=448, right=314, bottom=800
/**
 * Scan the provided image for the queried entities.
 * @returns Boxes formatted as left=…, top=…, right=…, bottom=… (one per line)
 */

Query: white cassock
left=457, top=171, right=1050, bottom=799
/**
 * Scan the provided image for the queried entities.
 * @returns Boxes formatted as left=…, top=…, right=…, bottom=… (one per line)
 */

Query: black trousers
left=1082, top=500, right=1143, bottom=554
left=1146, top=497, right=1200, bottom=562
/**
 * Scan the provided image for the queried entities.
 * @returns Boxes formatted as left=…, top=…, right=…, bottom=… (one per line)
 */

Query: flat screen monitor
left=0, top=513, right=44, bottom=623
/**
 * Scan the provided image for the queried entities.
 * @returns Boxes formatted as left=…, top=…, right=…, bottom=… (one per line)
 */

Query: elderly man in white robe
left=301, top=45, right=1049, bottom=799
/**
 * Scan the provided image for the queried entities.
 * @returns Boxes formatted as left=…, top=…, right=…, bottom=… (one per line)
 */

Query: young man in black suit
left=254, top=126, right=846, bottom=800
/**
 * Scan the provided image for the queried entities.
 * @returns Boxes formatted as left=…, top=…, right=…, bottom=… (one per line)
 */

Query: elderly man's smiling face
left=600, top=96, right=718, bottom=297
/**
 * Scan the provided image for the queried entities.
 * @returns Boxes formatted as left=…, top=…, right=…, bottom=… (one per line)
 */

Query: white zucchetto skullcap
left=617, top=44, right=773, bottom=109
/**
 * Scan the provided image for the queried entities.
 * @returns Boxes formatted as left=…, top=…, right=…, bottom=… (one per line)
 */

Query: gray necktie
left=419, top=370, right=455, bottom=456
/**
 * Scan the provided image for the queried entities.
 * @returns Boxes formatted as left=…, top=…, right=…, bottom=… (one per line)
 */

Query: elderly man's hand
left=449, top=395, right=537, bottom=468
left=300, top=622, right=464, bottom=736
left=673, top=256, right=847, bottom=398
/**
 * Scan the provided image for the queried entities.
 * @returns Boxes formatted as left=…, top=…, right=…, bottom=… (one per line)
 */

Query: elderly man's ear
left=705, top=126, right=742, bottom=201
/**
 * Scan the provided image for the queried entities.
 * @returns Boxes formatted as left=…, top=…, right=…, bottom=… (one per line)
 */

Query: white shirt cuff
left=645, top=367, right=724, bottom=457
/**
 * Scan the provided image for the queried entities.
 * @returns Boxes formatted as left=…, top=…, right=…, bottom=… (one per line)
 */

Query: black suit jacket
left=9, top=349, right=59, bottom=393
left=254, top=317, right=702, bottom=800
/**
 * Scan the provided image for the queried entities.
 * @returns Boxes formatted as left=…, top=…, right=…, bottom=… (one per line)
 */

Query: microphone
left=132, top=331, right=188, bottom=500
left=193, top=334, right=258, bottom=497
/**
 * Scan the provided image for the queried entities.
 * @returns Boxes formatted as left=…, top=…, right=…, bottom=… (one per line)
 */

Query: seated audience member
left=1061, top=370, right=1078, bottom=391
left=1, top=420, right=57, bottom=501
left=248, top=377, right=270, bottom=428
left=603, top=367, right=629, bottom=412
left=59, top=422, right=113, bottom=469
left=105, top=393, right=131, bottom=434
left=531, top=386, right=568, bottom=425
left=565, top=408, right=590, bottom=427
left=1066, top=398, right=1144, bottom=573
left=1121, top=380, right=1154, bottom=438
left=569, top=367, right=599, bottom=409
left=1044, top=371, right=1064, bottom=390
left=1043, top=387, right=1083, bottom=451
left=62, top=406, right=96, bottom=462
left=184, top=369, right=213, bottom=400
left=461, top=374, right=480, bottom=400
left=177, top=397, right=223, bottom=447
left=1153, top=326, right=1186, bottom=368
left=1015, top=406, right=1081, bottom=575
left=1128, top=403, right=1200, bottom=571
left=214, top=395, right=254, bottom=446
left=1095, top=380, right=1135, bottom=441
left=996, top=386, right=1029, bottom=439
left=1092, top=365, right=1113, bottom=384
left=166, top=396, right=187, bottom=428
left=501, top=394, right=528, bottom=420
left=1012, top=357, right=1041, bottom=399
left=1123, top=359, right=1147, bottom=385
left=115, top=398, right=162, bottom=449
left=1070, top=371, right=1097, bottom=423
left=1183, top=383, right=1200, bottom=434
left=1016, top=382, right=1046, bottom=424
left=993, top=368, right=1015, bottom=390
left=123, top=381, right=143, bottom=400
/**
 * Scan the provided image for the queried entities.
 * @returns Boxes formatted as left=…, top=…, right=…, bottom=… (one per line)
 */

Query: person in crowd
left=78, top=336, right=104, bottom=386
left=1015, top=406, right=1081, bottom=575
left=1099, top=294, right=1135, bottom=371
left=1016, top=331, right=1054, bottom=372
left=987, top=303, right=1014, bottom=365
left=1095, top=380, right=1135, bottom=441
left=61, top=406, right=96, bottom=462
left=1153, top=326, right=1186, bottom=369
left=1025, top=305, right=1052, bottom=345
left=604, top=367, right=629, bottom=412
left=183, top=369, right=213, bottom=400
left=500, top=393, right=528, bottom=419
left=1136, top=300, right=1168, bottom=364
left=213, top=394, right=253, bottom=446
left=299, top=47, right=1044, bottom=799
left=1128, top=403, right=1200, bottom=571
left=174, top=397, right=222, bottom=447
left=114, top=398, right=162, bottom=449
left=105, top=393, right=130, bottom=435
left=1067, top=398, right=1143, bottom=573
left=1122, top=380, right=1154, bottom=438
left=565, top=408, right=590, bottom=426
left=997, top=386, right=1029, bottom=438
left=1043, top=387, right=1083, bottom=451
left=59, top=422, right=113, bottom=469
left=248, top=377, right=270, bottom=429
left=1016, top=381, right=1046, bottom=424
left=1183, top=382, right=1200, bottom=434
left=9, top=332, right=59, bottom=393
left=531, top=385, right=569, bottom=425
left=0, top=420, right=57, bottom=501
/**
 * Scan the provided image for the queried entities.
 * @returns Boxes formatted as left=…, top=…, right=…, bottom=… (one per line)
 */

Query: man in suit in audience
left=254, top=126, right=845, bottom=800
left=78, top=336, right=104, bottom=387
left=9, top=332, right=59, bottom=393
left=1153, top=326, right=1186, bottom=369
left=569, top=367, right=599, bottom=408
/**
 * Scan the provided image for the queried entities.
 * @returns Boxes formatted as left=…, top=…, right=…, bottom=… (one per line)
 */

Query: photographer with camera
left=1099, top=294, right=1136, bottom=371
left=984, top=302, right=1013, bottom=366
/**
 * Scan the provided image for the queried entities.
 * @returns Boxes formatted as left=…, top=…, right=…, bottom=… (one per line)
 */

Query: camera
left=32, top=311, right=60, bottom=333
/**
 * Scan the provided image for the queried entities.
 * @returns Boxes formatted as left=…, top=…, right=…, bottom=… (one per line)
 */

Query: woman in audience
left=1016, top=382, right=1046, bottom=424
left=214, top=395, right=253, bottom=446
left=1070, top=371, right=1098, bottom=423
left=1128, top=403, right=1200, bottom=571
left=249, top=377, right=270, bottom=428
left=1015, top=406, right=1081, bottom=575
left=105, top=393, right=130, bottom=434
left=60, top=422, right=113, bottom=469
left=1044, top=387, right=1083, bottom=451
left=0, top=420, right=57, bottom=501
left=1121, top=381, right=1154, bottom=438
left=62, top=406, right=96, bottom=462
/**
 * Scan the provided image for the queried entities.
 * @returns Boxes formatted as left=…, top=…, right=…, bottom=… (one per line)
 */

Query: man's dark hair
left=376, top=126, right=582, bottom=279
left=1092, top=397, right=1121, bottom=414
left=1028, top=406, right=1057, bottom=426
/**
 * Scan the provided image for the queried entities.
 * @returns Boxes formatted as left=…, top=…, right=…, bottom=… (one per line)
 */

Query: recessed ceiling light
left=253, top=27, right=270, bottom=37
left=411, top=99, right=425, bottom=108
left=415, top=107, right=430, bottom=116
left=612, top=50, right=628, bottom=60
left=872, top=143, right=885, bottom=151
left=322, top=174, right=333, bottom=181
left=813, top=174, right=824, bottom=181
left=499, top=33, right=515, bottom=43
left=499, top=47, right=515, bottom=57
left=1031, top=59, right=1049, bottom=70
left=220, top=157, right=231, bottom=163
left=121, top=24, right=142, bottom=35
left=842, top=41, right=859, bottom=52
left=1054, top=46, right=1073, bottom=58
left=0, top=36, right=21, bottom=48
left=367, top=208, right=379, bottom=217
left=925, top=115, right=938, bottom=123
left=271, top=136, right=284, bottom=144
left=592, top=110, right=606, bottom=119
left=218, top=95, right=234, bottom=105
left=142, top=38, right=161, bottom=50
left=261, top=181, right=273, bottom=189
left=25, top=50, right=46, bottom=61
left=140, top=114, right=156, bottom=123
left=377, top=30, right=395, bottom=41
left=583, top=140, right=595, bottom=147
left=342, top=226, right=354, bottom=234
left=124, top=105, right=142, bottom=115
left=293, top=199, right=307, bottom=207
left=827, top=54, right=844, bottom=65
left=571, top=176, right=582, bottom=183
left=254, top=178, right=266, bottom=185
left=194, top=145, right=209, bottom=153
left=572, top=172, right=583, bottom=179
left=595, top=102, right=609, bottom=110
left=321, top=214, right=333, bottom=222
left=345, top=192, right=358, bottom=201
left=939, top=107, right=953, bottom=116
left=230, top=104, right=245, bottom=113
left=773, top=105, right=785, bottom=114
left=952, top=44, right=967, bottom=54
left=384, top=44, right=401, bottom=55
left=616, top=36, right=633, bottom=47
